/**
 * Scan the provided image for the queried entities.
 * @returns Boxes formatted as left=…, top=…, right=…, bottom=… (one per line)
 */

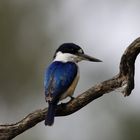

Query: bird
left=44, top=43, right=102, bottom=126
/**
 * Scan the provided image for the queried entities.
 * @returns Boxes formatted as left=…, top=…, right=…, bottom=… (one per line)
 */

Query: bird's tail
left=45, top=102, right=56, bottom=126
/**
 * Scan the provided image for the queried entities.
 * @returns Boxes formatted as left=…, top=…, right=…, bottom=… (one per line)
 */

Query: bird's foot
left=69, top=96, right=75, bottom=101
left=66, top=96, right=75, bottom=104
left=60, top=96, right=75, bottom=107
left=60, top=102, right=67, bottom=108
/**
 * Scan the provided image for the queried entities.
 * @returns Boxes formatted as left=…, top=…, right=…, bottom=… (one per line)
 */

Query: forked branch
left=0, top=37, right=140, bottom=140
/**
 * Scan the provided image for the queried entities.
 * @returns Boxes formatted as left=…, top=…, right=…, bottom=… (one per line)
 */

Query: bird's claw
left=60, top=102, right=67, bottom=108
left=69, top=96, right=75, bottom=101
left=60, top=96, right=75, bottom=107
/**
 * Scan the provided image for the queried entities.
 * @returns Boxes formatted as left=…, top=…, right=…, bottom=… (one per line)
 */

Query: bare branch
left=0, top=37, right=140, bottom=140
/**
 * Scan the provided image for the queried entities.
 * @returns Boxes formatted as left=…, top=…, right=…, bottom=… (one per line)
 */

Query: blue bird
left=44, top=43, right=102, bottom=126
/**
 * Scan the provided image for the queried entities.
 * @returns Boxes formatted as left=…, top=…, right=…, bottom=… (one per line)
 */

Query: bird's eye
left=78, top=49, right=83, bottom=54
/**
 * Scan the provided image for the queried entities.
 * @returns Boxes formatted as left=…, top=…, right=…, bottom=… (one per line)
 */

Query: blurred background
left=0, top=0, right=140, bottom=140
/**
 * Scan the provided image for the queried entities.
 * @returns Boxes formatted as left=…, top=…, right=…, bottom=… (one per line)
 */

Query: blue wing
left=44, top=61, right=78, bottom=103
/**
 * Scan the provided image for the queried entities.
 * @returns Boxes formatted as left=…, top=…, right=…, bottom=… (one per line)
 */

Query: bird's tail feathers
left=45, top=102, right=56, bottom=126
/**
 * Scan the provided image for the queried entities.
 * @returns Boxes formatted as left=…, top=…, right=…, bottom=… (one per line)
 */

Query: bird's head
left=53, top=43, right=102, bottom=63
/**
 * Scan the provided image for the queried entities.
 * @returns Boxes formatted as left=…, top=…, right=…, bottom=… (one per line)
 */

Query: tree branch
left=0, top=37, right=140, bottom=140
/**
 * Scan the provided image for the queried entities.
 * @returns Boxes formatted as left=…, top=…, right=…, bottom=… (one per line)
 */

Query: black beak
left=77, top=53, right=102, bottom=62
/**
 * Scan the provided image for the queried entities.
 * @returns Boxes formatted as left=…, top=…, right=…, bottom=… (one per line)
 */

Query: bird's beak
left=77, top=53, right=102, bottom=62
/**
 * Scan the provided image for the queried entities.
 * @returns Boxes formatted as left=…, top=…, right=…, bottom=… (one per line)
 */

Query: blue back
left=44, top=61, right=78, bottom=102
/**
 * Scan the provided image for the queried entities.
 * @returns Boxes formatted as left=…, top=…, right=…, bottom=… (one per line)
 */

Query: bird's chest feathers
left=60, top=71, right=79, bottom=100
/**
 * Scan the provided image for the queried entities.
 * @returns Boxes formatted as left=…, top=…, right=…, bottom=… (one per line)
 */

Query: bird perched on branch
left=44, top=43, right=102, bottom=126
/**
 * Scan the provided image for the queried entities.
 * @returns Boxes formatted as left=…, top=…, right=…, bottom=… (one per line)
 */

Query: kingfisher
left=44, top=43, right=102, bottom=126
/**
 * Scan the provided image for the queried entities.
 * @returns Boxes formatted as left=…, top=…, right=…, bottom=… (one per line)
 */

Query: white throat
left=53, top=51, right=78, bottom=63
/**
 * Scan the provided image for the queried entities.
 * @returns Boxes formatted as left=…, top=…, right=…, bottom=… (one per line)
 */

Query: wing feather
left=44, top=61, right=78, bottom=103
